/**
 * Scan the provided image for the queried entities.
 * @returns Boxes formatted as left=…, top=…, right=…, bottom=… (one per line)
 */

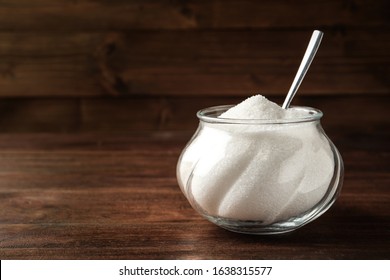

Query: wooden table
left=0, top=96, right=389, bottom=259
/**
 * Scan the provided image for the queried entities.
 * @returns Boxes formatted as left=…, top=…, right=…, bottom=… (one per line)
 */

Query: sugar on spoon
left=282, top=30, right=324, bottom=109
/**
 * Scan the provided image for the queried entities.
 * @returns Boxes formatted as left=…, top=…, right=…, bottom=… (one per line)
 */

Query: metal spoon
left=282, top=30, right=324, bottom=109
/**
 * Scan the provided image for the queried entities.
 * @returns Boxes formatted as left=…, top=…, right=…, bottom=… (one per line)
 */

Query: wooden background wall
left=0, top=0, right=389, bottom=132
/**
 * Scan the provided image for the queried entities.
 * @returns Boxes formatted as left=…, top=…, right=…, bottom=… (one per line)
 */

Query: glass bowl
left=177, top=105, right=343, bottom=235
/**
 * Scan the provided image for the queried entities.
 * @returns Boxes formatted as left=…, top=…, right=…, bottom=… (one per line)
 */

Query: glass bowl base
left=205, top=215, right=309, bottom=235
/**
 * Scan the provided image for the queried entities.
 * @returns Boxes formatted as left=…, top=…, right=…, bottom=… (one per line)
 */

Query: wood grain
left=0, top=96, right=388, bottom=132
left=0, top=97, right=389, bottom=260
left=0, top=0, right=388, bottom=98
left=0, top=0, right=388, bottom=259
left=0, top=29, right=389, bottom=97
left=0, top=0, right=387, bottom=31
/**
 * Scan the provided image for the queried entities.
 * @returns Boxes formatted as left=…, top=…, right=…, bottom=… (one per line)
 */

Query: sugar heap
left=219, top=94, right=307, bottom=120
left=177, top=95, right=334, bottom=225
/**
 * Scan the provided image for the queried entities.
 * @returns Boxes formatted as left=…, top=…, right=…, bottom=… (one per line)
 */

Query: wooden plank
left=0, top=177, right=188, bottom=224
left=0, top=29, right=389, bottom=97
left=0, top=33, right=103, bottom=97
left=0, top=151, right=176, bottom=177
left=105, top=29, right=390, bottom=96
left=0, top=99, right=80, bottom=132
left=0, top=95, right=388, bottom=132
left=0, top=216, right=388, bottom=259
left=0, top=106, right=388, bottom=259
left=0, top=0, right=387, bottom=31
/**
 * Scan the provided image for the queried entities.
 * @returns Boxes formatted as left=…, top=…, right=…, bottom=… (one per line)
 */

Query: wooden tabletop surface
left=0, top=96, right=389, bottom=260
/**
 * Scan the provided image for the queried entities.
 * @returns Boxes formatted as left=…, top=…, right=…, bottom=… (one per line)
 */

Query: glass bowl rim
left=197, top=105, right=323, bottom=124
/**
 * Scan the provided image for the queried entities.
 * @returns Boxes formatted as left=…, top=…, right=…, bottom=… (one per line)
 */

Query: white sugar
left=177, top=95, right=334, bottom=225
left=219, top=94, right=308, bottom=120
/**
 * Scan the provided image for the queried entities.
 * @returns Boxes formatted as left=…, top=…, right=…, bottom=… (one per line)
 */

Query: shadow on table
left=204, top=204, right=389, bottom=259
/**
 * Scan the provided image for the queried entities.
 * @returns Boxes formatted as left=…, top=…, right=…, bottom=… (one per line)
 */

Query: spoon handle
left=282, top=30, right=324, bottom=109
